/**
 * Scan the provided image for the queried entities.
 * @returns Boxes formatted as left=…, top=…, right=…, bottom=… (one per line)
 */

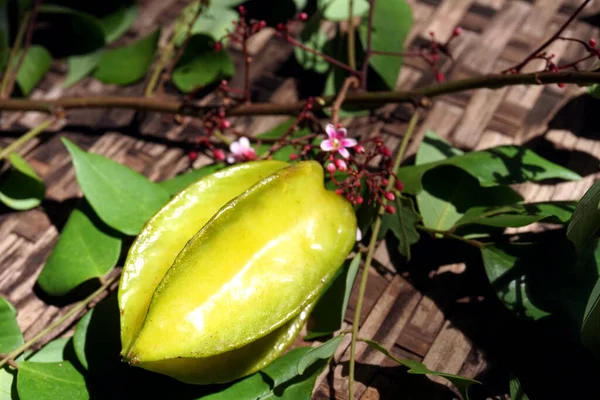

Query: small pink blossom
left=320, top=124, right=357, bottom=159
left=227, top=137, right=256, bottom=163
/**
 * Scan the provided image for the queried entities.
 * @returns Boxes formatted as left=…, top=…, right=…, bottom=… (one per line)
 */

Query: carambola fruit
left=118, top=160, right=357, bottom=384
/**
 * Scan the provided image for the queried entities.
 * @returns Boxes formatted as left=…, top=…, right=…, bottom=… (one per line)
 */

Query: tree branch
left=0, top=71, right=598, bottom=118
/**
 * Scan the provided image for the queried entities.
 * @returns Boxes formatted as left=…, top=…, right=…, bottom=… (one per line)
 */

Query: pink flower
left=227, top=137, right=256, bottom=163
left=320, top=124, right=357, bottom=159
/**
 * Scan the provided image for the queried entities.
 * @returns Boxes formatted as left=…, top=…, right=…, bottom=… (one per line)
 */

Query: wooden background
left=2, top=0, right=600, bottom=399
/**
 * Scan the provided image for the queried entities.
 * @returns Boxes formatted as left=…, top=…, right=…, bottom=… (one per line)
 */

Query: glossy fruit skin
left=119, top=161, right=357, bottom=384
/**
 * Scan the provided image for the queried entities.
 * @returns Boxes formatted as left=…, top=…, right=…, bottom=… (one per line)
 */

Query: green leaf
left=25, top=338, right=71, bottom=363
left=159, top=164, right=225, bottom=195
left=509, top=374, right=530, bottom=400
left=255, top=119, right=312, bottom=161
left=417, top=166, right=523, bottom=231
left=320, top=0, right=370, bottom=20
left=62, top=138, right=170, bottom=236
left=379, top=196, right=421, bottom=260
left=63, top=50, right=104, bottom=88
left=415, top=130, right=463, bottom=164
left=455, top=201, right=576, bottom=229
left=582, top=277, right=600, bottom=359
left=37, top=4, right=105, bottom=56
left=293, top=10, right=332, bottom=73
left=99, top=4, right=138, bottom=44
left=398, top=132, right=581, bottom=195
left=358, top=0, right=412, bottom=89
left=0, top=153, right=45, bottom=211
left=481, top=245, right=550, bottom=320
left=305, top=254, right=361, bottom=339
left=0, top=297, right=23, bottom=354
left=172, top=35, right=235, bottom=93
left=568, top=180, right=600, bottom=253
left=15, top=46, right=52, bottom=96
left=297, top=335, right=343, bottom=374
left=0, top=365, right=16, bottom=400
left=359, top=339, right=479, bottom=400
left=17, top=361, right=88, bottom=400
left=174, top=4, right=238, bottom=46
left=37, top=202, right=121, bottom=296
left=588, top=84, right=600, bottom=99
left=93, top=29, right=160, bottom=85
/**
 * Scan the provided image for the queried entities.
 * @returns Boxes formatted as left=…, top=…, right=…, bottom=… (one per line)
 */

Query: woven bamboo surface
left=2, top=1, right=600, bottom=399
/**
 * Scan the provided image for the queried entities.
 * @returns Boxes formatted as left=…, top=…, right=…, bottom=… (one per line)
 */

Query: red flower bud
left=395, top=180, right=404, bottom=191
left=326, top=163, right=336, bottom=173
left=219, top=119, right=231, bottom=129
left=276, top=23, right=286, bottom=31
left=380, top=146, right=391, bottom=157
left=355, top=144, right=365, bottom=153
left=384, top=192, right=395, bottom=201
left=237, top=5, right=246, bottom=14
left=335, top=188, right=343, bottom=195
left=188, top=151, right=198, bottom=162
left=334, top=159, right=347, bottom=171
left=299, top=12, right=308, bottom=21
left=213, top=149, right=225, bottom=161
left=435, top=71, right=445, bottom=83
left=557, top=82, right=565, bottom=88
left=356, top=196, right=364, bottom=205
left=453, top=27, right=462, bottom=37
left=589, top=38, right=597, bottom=48
left=385, top=205, right=396, bottom=214
left=214, top=42, right=223, bottom=52
left=289, top=153, right=299, bottom=161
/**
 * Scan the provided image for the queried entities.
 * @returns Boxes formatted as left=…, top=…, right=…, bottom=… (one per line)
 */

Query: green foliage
left=294, top=11, right=332, bottom=73
left=36, top=202, right=121, bottom=297
left=397, top=131, right=581, bottom=194
left=255, top=119, right=312, bottom=161
left=297, top=335, right=343, bottom=374
left=93, top=29, right=160, bottom=85
left=174, top=4, right=238, bottom=46
left=99, top=4, right=138, bottom=44
left=15, top=46, right=52, bottom=96
left=172, top=35, right=235, bottom=93
left=62, top=138, right=170, bottom=236
left=305, top=254, right=361, bottom=339
left=159, top=164, right=225, bottom=195
left=379, top=196, right=421, bottom=260
left=455, top=202, right=576, bottom=228
left=582, top=277, right=600, bottom=359
left=0, top=297, right=23, bottom=354
left=64, top=50, right=104, bottom=88
left=0, top=153, right=45, bottom=211
left=481, top=244, right=550, bottom=320
left=568, top=180, right=600, bottom=253
left=509, top=374, right=530, bottom=400
left=320, top=0, right=370, bottom=21
left=17, top=362, right=88, bottom=400
left=24, top=338, right=71, bottom=363
left=358, top=0, right=412, bottom=89
left=358, top=339, right=479, bottom=400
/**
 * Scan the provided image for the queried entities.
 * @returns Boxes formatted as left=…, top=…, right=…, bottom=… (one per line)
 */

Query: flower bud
left=119, top=161, right=357, bottom=384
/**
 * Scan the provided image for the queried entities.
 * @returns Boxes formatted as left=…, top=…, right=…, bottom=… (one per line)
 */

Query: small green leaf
left=0, top=153, right=45, bottom=211
left=62, top=138, right=170, bottom=236
left=306, top=254, right=361, bottom=339
left=481, top=245, right=550, bottom=320
left=174, top=4, right=238, bottom=46
left=297, top=335, right=343, bottom=374
left=379, top=197, right=421, bottom=260
left=360, top=338, right=478, bottom=400
left=24, top=338, right=71, bottom=363
left=94, top=29, right=160, bottom=85
left=455, top=201, right=576, bottom=228
left=582, top=277, right=600, bottom=359
left=37, top=202, right=121, bottom=296
left=509, top=374, right=530, bottom=400
left=63, top=50, right=104, bottom=88
left=0, top=297, right=23, bottom=354
left=358, top=0, right=412, bottom=89
left=320, top=0, right=370, bottom=20
left=588, top=84, right=600, bottom=99
left=17, top=361, right=88, bottom=400
left=99, top=4, right=138, bottom=44
left=255, top=119, right=312, bottom=161
left=398, top=132, right=581, bottom=194
left=172, top=35, right=234, bottom=93
left=159, top=164, right=225, bottom=195
left=15, top=46, right=52, bottom=96
left=293, top=11, right=332, bottom=74
left=568, top=180, right=600, bottom=253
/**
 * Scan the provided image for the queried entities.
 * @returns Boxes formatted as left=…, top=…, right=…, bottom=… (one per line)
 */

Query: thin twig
left=360, top=0, right=376, bottom=89
left=0, top=273, right=120, bottom=369
left=331, top=76, right=359, bottom=126
left=347, top=0, right=356, bottom=70
left=348, top=111, right=420, bottom=399
left=416, top=225, right=485, bottom=248
left=0, top=12, right=31, bottom=97
left=502, top=0, right=591, bottom=73
left=0, top=117, right=55, bottom=161
left=0, top=70, right=598, bottom=117
left=280, top=34, right=359, bottom=75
